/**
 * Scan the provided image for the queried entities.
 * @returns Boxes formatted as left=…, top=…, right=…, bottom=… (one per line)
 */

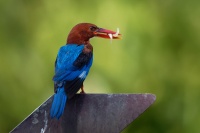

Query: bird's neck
left=67, top=36, right=93, bottom=52
left=67, top=34, right=90, bottom=45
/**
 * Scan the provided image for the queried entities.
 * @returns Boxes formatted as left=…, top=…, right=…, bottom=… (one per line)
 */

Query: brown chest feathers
left=83, top=42, right=93, bottom=53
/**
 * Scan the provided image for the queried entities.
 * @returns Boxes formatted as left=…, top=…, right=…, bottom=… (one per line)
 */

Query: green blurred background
left=1, top=0, right=200, bottom=132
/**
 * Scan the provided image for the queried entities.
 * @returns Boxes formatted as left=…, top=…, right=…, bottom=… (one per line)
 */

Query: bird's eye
left=90, top=26, right=97, bottom=31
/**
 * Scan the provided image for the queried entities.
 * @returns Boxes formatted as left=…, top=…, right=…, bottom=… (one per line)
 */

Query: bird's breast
left=83, top=43, right=93, bottom=53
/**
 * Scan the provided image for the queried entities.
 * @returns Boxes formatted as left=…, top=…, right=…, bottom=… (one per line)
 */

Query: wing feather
left=53, top=44, right=93, bottom=99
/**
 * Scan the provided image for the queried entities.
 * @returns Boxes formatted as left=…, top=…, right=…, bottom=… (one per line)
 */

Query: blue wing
left=53, top=44, right=93, bottom=98
left=53, top=44, right=84, bottom=81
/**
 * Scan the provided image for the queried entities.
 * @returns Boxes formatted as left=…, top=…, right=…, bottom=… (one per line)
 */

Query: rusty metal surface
left=10, top=93, right=156, bottom=133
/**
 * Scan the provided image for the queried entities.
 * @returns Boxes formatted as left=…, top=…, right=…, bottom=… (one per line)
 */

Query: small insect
left=108, top=28, right=120, bottom=43
left=108, top=33, right=113, bottom=40
left=113, top=28, right=119, bottom=37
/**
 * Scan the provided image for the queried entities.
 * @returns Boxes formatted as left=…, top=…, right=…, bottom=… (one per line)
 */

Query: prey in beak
left=94, top=28, right=122, bottom=39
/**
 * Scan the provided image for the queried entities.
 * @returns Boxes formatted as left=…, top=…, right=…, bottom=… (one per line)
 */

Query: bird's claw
left=80, top=90, right=86, bottom=94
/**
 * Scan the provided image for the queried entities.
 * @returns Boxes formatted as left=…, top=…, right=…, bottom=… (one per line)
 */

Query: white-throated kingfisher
left=50, top=23, right=121, bottom=119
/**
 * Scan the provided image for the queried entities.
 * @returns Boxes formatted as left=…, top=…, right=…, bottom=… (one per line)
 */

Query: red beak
left=94, top=28, right=122, bottom=39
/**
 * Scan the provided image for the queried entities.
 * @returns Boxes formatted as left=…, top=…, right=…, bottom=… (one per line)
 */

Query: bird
left=50, top=23, right=121, bottom=119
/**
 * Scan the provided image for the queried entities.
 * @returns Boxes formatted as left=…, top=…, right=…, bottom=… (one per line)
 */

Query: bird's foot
left=80, top=90, right=85, bottom=94
left=80, top=85, right=85, bottom=94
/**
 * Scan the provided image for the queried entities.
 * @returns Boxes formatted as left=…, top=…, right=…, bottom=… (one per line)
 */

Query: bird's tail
left=50, top=87, right=67, bottom=119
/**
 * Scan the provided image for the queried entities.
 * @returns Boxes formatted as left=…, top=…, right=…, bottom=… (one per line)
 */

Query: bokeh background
left=1, top=0, right=200, bottom=133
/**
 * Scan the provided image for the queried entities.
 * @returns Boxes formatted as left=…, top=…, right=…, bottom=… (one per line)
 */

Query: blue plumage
left=50, top=23, right=121, bottom=119
left=50, top=44, right=93, bottom=119
left=50, top=87, right=67, bottom=119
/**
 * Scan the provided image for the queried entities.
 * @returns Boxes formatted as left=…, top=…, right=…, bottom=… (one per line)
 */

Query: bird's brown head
left=67, top=23, right=121, bottom=45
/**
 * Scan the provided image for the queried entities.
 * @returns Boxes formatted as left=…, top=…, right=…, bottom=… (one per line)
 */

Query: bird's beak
left=94, top=28, right=122, bottom=39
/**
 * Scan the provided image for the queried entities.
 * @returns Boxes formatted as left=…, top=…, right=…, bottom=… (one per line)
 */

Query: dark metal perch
left=10, top=93, right=156, bottom=133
